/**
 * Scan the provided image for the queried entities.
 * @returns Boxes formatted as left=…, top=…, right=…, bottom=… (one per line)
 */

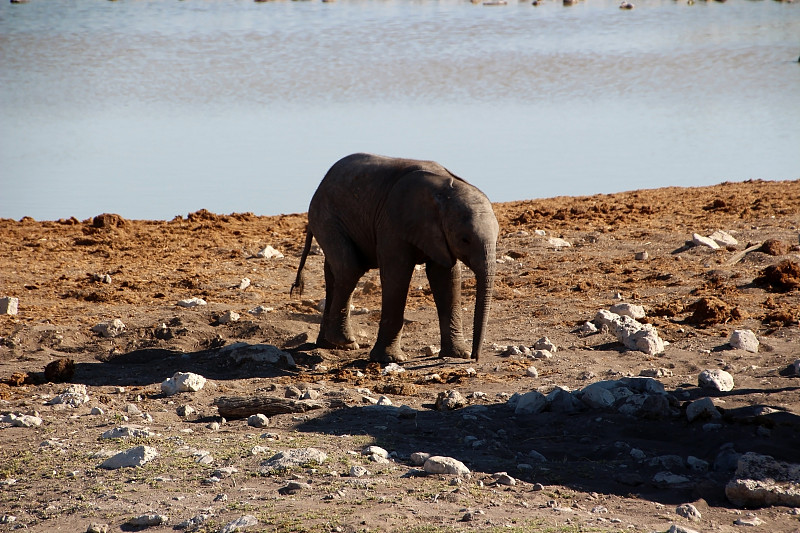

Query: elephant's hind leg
left=426, top=261, right=471, bottom=359
left=317, top=256, right=362, bottom=351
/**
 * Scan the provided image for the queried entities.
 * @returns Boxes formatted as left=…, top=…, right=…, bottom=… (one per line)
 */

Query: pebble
left=634, top=251, right=649, bottom=261
left=494, top=472, right=516, bottom=486
left=161, top=371, right=207, bottom=396
left=710, top=229, right=738, bottom=246
left=461, top=509, right=485, bottom=522
left=219, top=310, right=240, bottom=324
left=529, top=349, right=553, bottom=360
left=350, top=465, right=370, bottom=478
left=91, top=407, right=104, bottom=416
left=259, top=448, right=327, bottom=475
left=2, top=413, right=43, bottom=427
left=692, top=233, right=721, bottom=249
left=238, top=278, right=251, bottom=290
left=734, top=515, right=764, bottom=527
left=580, top=321, right=598, bottom=334
left=382, top=363, right=405, bottom=374
left=676, top=503, right=701, bottom=521
left=101, top=425, right=153, bottom=439
left=257, top=245, right=284, bottom=259
left=220, top=515, right=259, bottom=533
left=362, top=446, right=389, bottom=459
left=410, top=452, right=431, bottom=466
left=424, top=345, right=441, bottom=356
left=91, top=319, right=126, bottom=338
left=548, top=237, right=572, bottom=248
left=609, top=302, right=646, bottom=320
left=533, top=336, right=557, bottom=353
left=247, top=414, right=270, bottom=428
left=729, top=329, right=759, bottom=353
left=698, top=369, right=734, bottom=392
left=126, top=514, right=167, bottom=528
left=279, top=481, right=310, bottom=494
left=177, top=405, right=195, bottom=417
left=176, top=297, right=207, bottom=308
left=526, top=366, right=539, bottom=378
left=248, top=305, right=273, bottom=315
left=99, top=445, right=157, bottom=469
left=435, top=390, right=467, bottom=410
left=668, top=525, right=700, bottom=533
left=0, top=296, right=19, bottom=315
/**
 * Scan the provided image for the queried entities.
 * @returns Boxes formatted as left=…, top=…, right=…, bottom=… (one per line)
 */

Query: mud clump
left=685, top=296, right=746, bottom=327
left=758, top=239, right=790, bottom=256
left=44, top=358, right=76, bottom=383
left=754, top=260, right=800, bottom=292
left=92, top=213, right=127, bottom=228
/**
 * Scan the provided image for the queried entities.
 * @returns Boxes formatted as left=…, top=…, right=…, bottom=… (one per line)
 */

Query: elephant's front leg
left=317, top=260, right=360, bottom=350
left=426, top=261, right=471, bottom=359
left=370, top=258, right=415, bottom=363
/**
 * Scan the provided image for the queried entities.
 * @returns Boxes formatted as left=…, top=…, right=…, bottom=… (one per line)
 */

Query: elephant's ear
left=389, top=171, right=456, bottom=269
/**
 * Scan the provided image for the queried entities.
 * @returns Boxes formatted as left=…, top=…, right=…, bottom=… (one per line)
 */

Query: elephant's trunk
left=471, top=245, right=496, bottom=362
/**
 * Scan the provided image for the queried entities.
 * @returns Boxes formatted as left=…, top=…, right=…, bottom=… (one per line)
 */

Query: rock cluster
left=594, top=309, right=665, bottom=355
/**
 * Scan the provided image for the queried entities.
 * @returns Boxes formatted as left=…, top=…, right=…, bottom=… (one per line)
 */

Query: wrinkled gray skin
left=292, top=153, right=499, bottom=364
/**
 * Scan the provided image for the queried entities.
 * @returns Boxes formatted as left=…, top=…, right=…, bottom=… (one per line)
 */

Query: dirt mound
left=91, top=212, right=127, bottom=228
left=759, top=239, right=791, bottom=256
left=685, top=296, right=746, bottom=327
left=754, top=260, right=800, bottom=292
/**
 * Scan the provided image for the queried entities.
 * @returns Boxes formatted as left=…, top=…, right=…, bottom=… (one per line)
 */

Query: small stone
left=377, top=395, right=393, bottom=406
left=301, top=389, right=320, bottom=400
left=86, top=523, right=109, bottom=533
left=207, top=421, right=221, bottom=431
left=177, top=405, right=196, bottom=417
left=687, top=456, right=709, bottom=472
left=635, top=251, right=649, bottom=261
left=435, top=390, right=467, bottom=410
left=668, top=525, right=700, bottom=533
left=248, top=305, right=272, bottom=315
left=2, top=413, right=43, bottom=427
left=709, top=230, right=738, bottom=247
left=580, top=321, right=598, bottom=334
left=609, top=302, right=646, bottom=320
left=99, top=445, right=157, bottom=469
left=382, top=363, right=405, bottom=374
left=220, top=515, right=259, bottom=533
left=219, top=310, right=240, bottom=324
left=91, top=319, right=126, bottom=338
left=410, top=452, right=431, bottom=466
left=257, top=245, right=284, bottom=259
left=0, top=297, right=19, bottom=315
left=676, top=503, right=701, bottom=521
left=47, top=384, right=90, bottom=407
left=259, top=448, right=327, bottom=474
left=238, top=278, right=251, bottom=290
left=126, top=514, right=167, bottom=527
left=424, top=345, right=440, bottom=357
left=350, top=465, right=370, bottom=478
left=686, top=397, right=721, bottom=422
left=161, top=371, right=206, bottom=395
left=461, top=509, right=485, bottom=522
left=91, top=407, right=104, bottom=416
left=734, top=515, right=764, bottom=527
left=494, top=472, right=516, bottom=486
left=729, top=329, right=759, bottom=353
left=247, top=414, right=270, bottom=428
left=533, top=336, right=557, bottom=353
left=530, top=349, right=553, bottom=360
left=101, top=425, right=152, bottom=440
left=424, top=456, right=470, bottom=476
left=526, top=366, right=539, bottom=378
left=514, top=390, right=546, bottom=415
left=698, top=369, right=734, bottom=392
left=279, top=480, right=310, bottom=494
left=363, top=446, right=389, bottom=459
left=176, top=297, right=207, bottom=308
left=692, top=233, right=721, bottom=249
left=548, top=237, right=572, bottom=248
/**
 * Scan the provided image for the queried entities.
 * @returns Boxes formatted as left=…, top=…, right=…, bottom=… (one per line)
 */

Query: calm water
left=1, top=0, right=798, bottom=220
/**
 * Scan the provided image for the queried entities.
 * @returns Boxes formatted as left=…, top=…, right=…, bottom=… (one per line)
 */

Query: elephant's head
left=437, top=180, right=499, bottom=361
left=396, top=172, right=499, bottom=361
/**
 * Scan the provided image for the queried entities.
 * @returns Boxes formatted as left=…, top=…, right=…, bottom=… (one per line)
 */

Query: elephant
left=291, top=153, right=499, bottom=364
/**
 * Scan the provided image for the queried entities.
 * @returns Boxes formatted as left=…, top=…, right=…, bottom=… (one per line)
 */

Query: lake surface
left=1, top=0, right=798, bottom=221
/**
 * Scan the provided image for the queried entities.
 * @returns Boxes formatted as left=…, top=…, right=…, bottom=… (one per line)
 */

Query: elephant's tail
left=290, top=230, right=314, bottom=297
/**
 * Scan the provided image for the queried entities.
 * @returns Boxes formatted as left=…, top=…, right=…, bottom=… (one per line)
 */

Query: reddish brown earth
left=1, top=179, right=799, bottom=533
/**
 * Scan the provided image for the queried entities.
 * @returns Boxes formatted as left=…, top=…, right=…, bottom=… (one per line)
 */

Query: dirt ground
left=1, top=179, right=799, bottom=533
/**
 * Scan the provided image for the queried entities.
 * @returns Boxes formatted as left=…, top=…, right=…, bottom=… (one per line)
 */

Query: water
left=1, top=0, right=798, bottom=221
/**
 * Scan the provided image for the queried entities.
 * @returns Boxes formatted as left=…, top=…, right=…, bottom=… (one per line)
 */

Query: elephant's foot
left=369, top=344, right=407, bottom=364
left=316, top=332, right=359, bottom=351
left=439, top=340, right=472, bottom=359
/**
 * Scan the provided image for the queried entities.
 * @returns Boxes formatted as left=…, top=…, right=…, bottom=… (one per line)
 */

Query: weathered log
left=213, top=396, right=326, bottom=419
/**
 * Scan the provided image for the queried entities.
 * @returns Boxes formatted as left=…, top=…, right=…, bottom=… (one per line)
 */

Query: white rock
left=609, top=302, right=646, bottom=320
left=692, top=233, right=720, bottom=249
left=248, top=305, right=272, bottom=315
left=594, top=310, right=665, bottom=355
left=259, top=448, right=327, bottom=474
left=729, top=329, right=759, bottom=353
left=99, top=445, right=157, bottom=469
left=127, top=514, right=167, bottom=527
left=377, top=395, right=393, bottom=406
left=350, top=465, right=370, bottom=478
left=709, top=230, right=738, bottom=247
left=247, top=414, right=269, bottom=428
left=547, top=237, right=572, bottom=248
left=161, top=372, right=207, bottom=396
left=530, top=349, right=553, bottom=360
left=47, top=384, right=90, bottom=407
left=686, top=397, right=721, bottom=422
left=220, top=515, right=259, bottom=533
left=382, top=363, right=405, bottom=375
left=668, top=525, right=701, bottom=533
left=725, top=452, right=800, bottom=508
left=424, top=456, right=470, bottom=476
left=533, top=336, right=557, bottom=353
left=580, top=321, right=598, bottom=334
left=410, top=452, right=431, bottom=466
left=526, top=366, right=539, bottom=378
left=177, top=297, right=207, bottom=308
left=424, top=345, right=441, bottom=357
left=579, top=383, right=616, bottom=409
left=533, top=229, right=547, bottom=236
left=2, top=413, right=43, bottom=427
left=676, top=503, right=701, bottom=521
left=101, top=425, right=153, bottom=439
left=0, top=297, right=19, bottom=315
left=514, top=390, right=547, bottom=415
left=91, top=407, right=104, bottom=416
left=257, top=245, right=284, bottom=259
left=698, top=369, right=734, bottom=392
left=219, top=310, right=240, bottom=324
left=238, top=278, right=251, bottom=290
left=363, top=446, right=389, bottom=459
left=91, top=319, right=126, bottom=338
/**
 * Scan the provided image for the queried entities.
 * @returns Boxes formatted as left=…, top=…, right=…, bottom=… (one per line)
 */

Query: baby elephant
left=292, top=153, right=499, bottom=364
